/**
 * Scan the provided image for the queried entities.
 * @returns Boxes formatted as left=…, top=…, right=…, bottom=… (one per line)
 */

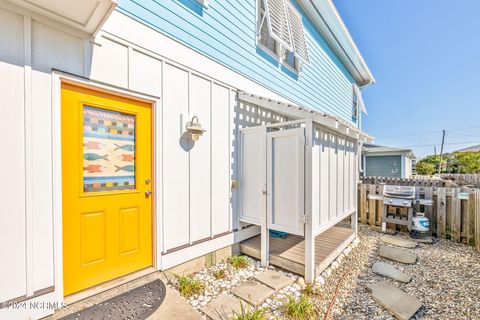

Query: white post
left=260, top=208, right=269, bottom=267
left=261, top=126, right=269, bottom=267
left=351, top=211, right=358, bottom=236
left=352, top=142, right=359, bottom=236
left=304, top=119, right=315, bottom=283
left=305, top=225, right=315, bottom=283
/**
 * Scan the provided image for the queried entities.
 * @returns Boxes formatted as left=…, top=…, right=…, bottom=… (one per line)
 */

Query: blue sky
left=334, top=0, right=480, bottom=158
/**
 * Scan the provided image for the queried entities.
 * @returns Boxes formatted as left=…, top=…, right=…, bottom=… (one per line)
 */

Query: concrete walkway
left=148, top=287, right=202, bottom=320
left=45, top=272, right=202, bottom=320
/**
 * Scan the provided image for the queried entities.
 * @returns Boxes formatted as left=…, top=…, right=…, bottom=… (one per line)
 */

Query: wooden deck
left=240, top=226, right=355, bottom=276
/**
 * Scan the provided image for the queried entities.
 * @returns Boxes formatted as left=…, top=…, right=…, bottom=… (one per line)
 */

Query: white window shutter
left=287, top=3, right=309, bottom=63
left=196, top=0, right=208, bottom=8
left=354, top=84, right=368, bottom=115
left=264, top=0, right=293, bottom=50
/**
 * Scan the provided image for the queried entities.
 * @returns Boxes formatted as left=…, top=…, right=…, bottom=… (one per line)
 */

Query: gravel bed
left=168, top=225, right=480, bottom=319
left=167, top=257, right=303, bottom=319
left=314, top=225, right=480, bottom=319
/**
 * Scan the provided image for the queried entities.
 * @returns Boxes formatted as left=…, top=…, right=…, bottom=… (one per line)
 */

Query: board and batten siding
left=312, top=128, right=358, bottom=233
left=91, top=35, right=237, bottom=252
left=116, top=0, right=357, bottom=124
left=91, top=34, right=241, bottom=253
left=0, top=3, right=239, bottom=304
left=0, top=7, right=87, bottom=302
left=365, top=155, right=402, bottom=178
left=162, top=64, right=234, bottom=251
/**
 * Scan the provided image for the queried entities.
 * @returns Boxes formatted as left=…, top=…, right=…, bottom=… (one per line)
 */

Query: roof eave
left=299, top=0, right=375, bottom=86
left=364, top=149, right=413, bottom=155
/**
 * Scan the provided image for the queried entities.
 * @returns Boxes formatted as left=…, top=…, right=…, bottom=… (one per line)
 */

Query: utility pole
left=434, top=146, right=437, bottom=156
left=438, top=130, right=446, bottom=174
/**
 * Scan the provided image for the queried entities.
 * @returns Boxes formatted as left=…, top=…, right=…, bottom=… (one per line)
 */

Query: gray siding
left=365, top=155, right=402, bottom=178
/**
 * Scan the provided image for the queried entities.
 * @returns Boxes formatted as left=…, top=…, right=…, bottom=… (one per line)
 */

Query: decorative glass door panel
left=83, top=106, right=136, bottom=192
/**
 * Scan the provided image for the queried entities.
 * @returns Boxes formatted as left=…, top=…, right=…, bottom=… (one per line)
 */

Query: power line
left=374, top=125, right=480, bottom=139
left=378, top=136, right=454, bottom=144
left=448, top=131, right=480, bottom=138
left=399, top=140, right=480, bottom=148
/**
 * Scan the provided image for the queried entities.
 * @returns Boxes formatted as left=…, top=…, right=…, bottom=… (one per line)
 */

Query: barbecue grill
left=368, top=185, right=433, bottom=233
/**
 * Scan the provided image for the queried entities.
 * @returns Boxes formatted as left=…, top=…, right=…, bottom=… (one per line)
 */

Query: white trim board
left=161, top=226, right=260, bottom=270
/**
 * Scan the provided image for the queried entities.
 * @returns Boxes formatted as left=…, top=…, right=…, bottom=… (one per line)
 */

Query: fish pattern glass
left=83, top=105, right=136, bottom=192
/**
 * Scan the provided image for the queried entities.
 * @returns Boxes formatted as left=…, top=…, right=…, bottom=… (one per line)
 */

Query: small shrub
left=229, top=255, right=250, bottom=269
left=281, top=295, right=318, bottom=320
left=213, top=268, right=228, bottom=280
left=302, top=283, right=321, bottom=297
left=175, top=274, right=205, bottom=298
left=232, top=302, right=267, bottom=320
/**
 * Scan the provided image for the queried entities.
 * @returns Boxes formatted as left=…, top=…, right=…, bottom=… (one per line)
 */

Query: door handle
left=145, top=190, right=152, bottom=198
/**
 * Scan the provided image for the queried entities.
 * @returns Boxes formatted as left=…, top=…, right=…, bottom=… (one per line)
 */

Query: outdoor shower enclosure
left=238, top=106, right=363, bottom=282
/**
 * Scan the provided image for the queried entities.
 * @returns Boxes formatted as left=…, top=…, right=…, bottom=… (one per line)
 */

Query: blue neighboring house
left=362, top=144, right=415, bottom=178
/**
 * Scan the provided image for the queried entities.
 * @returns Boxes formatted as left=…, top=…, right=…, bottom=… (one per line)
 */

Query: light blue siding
left=117, top=0, right=357, bottom=124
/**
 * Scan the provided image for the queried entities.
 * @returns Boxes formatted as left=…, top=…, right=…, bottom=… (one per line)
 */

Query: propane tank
left=412, top=214, right=429, bottom=232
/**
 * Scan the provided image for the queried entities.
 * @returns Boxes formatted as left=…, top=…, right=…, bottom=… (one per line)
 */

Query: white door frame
left=51, top=70, right=162, bottom=302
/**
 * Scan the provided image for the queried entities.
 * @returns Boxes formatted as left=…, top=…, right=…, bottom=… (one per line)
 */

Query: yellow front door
left=61, top=83, right=153, bottom=296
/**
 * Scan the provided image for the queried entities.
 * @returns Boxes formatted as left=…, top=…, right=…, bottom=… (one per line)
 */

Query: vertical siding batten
left=163, top=63, right=190, bottom=250
left=24, top=14, right=35, bottom=297
left=210, top=80, right=213, bottom=238
left=189, top=74, right=212, bottom=242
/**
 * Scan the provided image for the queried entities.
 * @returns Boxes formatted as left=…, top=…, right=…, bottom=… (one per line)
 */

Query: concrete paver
left=381, top=235, right=418, bottom=248
left=148, top=286, right=202, bottom=320
left=200, top=294, right=246, bottom=320
left=231, top=280, right=274, bottom=307
left=253, top=270, right=294, bottom=290
left=366, top=282, right=422, bottom=320
left=372, top=262, right=412, bottom=283
left=379, top=245, right=417, bottom=264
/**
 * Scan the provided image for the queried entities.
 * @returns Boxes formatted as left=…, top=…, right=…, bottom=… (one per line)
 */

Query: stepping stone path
left=231, top=280, right=274, bottom=307
left=366, top=233, right=423, bottom=318
left=200, top=294, right=245, bottom=320
left=411, top=236, right=434, bottom=244
left=381, top=235, right=418, bottom=248
left=366, top=282, right=422, bottom=320
left=201, top=270, right=295, bottom=318
left=253, top=270, right=294, bottom=290
left=372, top=262, right=412, bottom=283
left=379, top=245, right=417, bottom=264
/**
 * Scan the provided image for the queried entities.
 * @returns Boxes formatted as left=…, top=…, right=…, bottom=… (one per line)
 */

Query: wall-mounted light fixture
left=185, top=116, right=206, bottom=141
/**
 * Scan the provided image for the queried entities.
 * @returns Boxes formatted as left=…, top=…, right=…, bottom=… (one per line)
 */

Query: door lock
left=145, top=190, right=152, bottom=198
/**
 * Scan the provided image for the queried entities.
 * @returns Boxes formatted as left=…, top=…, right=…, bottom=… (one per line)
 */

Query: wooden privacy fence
left=358, top=184, right=480, bottom=251
left=436, top=174, right=480, bottom=187
left=360, top=176, right=447, bottom=187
